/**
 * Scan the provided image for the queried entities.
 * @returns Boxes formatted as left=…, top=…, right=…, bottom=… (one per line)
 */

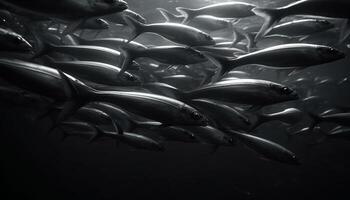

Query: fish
left=90, top=102, right=162, bottom=132
left=266, top=19, right=334, bottom=37
left=252, top=108, right=304, bottom=130
left=46, top=60, right=140, bottom=86
left=187, top=79, right=299, bottom=106
left=176, top=2, right=256, bottom=23
left=92, top=126, right=164, bottom=151
left=123, top=16, right=215, bottom=46
left=190, top=99, right=251, bottom=132
left=35, top=42, right=122, bottom=68
left=183, top=126, right=234, bottom=147
left=104, top=9, right=146, bottom=25
left=0, top=28, right=32, bottom=52
left=187, top=15, right=234, bottom=32
left=253, top=0, right=350, bottom=41
left=210, top=43, right=345, bottom=78
left=309, top=112, right=350, bottom=127
left=78, top=18, right=109, bottom=30
left=0, top=0, right=128, bottom=35
left=118, top=46, right=208, bottom=78
left=228, top=130, right=300, bottom=165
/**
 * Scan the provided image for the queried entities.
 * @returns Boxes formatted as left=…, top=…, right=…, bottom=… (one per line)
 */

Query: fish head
left=5, top=33, right=32, bottom=52
left=316, top=46, right=345, bottom=63
left=119, top=72, right=141, bottom=85
left=91, top=0, right=128, bottom=15
left=269, top=83, right=299, bottom=102
left=196, top=32, right=216, bottom=46
left=179, top=104, right=209, bottom=126
left=95, top=18, right=110, bottom=29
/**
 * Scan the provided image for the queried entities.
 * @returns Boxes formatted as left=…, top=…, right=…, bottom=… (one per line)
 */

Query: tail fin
left=203, top=53, right=240, bottom=82
left=251, top=113, right=270, bottom=130
left=253, top=8, right=283, bottom=42
left=307, top=111, right=323, bottom=131
left=157, top=8, right=183, bottom=23
left=117, top=48, right=139, bottom=79
left=176, top=7, right=197, bottom=24
left=123, top=15, right=146, bottom=42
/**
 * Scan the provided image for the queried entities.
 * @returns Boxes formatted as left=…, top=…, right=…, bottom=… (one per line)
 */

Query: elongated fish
left=253, top=0, right=350, bottom=41
left=123, top=16, right=215, bottom=46
left=47, top=60, right=139, bottom=86
left=187, top=79, right=298, bottom=106
left=211, top=43, right=345, bottom=78
left=228, top=130, right=299, bottom=165
left=176, top=2, right=256, bottom=23
left=267, top=19, right=334, bottom=37
left=0, top=0, right=128, bottom=34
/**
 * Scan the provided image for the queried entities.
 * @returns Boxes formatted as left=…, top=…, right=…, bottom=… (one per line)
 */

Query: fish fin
left=175, top=7, right=196, bottom=24
left=54, top=71, right=85, bottom=124
left=339, top=19, right=350, bottom=44
left=89, top=125, right=106, bottom=143
left=112, top=120, right=124, bottom=135
left=157, top=8, right=180, bottom=23
left=62, top=19, right=85, bottom=36
left=201, top=52, right=237, bottom=83
left=123, top=15, right=146, bottom=43
left=117, top=48, right=136, bottom=79
left=252, top=8, right=283, bottom=42
left=287, top=68, right=302, bottom=77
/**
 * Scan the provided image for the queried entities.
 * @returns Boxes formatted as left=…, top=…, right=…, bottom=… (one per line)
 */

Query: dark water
left=1, top=0, right=350, bottom=200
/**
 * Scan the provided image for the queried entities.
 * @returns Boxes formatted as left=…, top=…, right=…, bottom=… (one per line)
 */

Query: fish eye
left=191, top=112, right=202, bottom=121
left=281, top=87, right=293, bottom=95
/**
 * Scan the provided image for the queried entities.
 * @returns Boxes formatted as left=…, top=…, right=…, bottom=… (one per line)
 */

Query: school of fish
left=1, top=0, right=350, bottom=165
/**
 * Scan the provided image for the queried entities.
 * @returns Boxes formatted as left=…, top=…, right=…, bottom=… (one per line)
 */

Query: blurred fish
left=252, top=108, right=304, bottom=130
left=176, top=2, right=256, bottom=23
left=211, top=43, right=345, bottom=78
left=0, top=28, right=32, bottom=52
left=124, top=16, right=215, bottom=46
left=187, top=79, right=299, bottom=106
left=104, top=9, right=146, bottom=25
left=46, top=60, right=139, bottom=86
left=0, top=0, right=128, bottom=35
left=228, top=130, right=299, bottom=165
left=267, top=19, right=334, bottom=37
left=253, top=0, right=350, bottom=41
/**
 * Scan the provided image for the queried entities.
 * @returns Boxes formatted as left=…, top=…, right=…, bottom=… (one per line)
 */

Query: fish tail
left=89, top=125, right=107, bottom=143
left=157, top=8, right=180, bottom=23
left=251, top=113, right=270, bottom=130
left=117, top=48, right=138, bottom=79
left=54, top=71, right=95, bottom=124
left=176, top=7, right=196, bottom=24
left=306, top=111, right=323, bottom=131
left=252, top=7, right=283, bottom=42
left=123, top=15, right=146, bottom=43
left=205, top=54, right=240, bottom=82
